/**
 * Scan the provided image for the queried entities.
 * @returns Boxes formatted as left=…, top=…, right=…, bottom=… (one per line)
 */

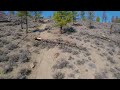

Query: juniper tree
left=52, top=11, right=73, bottom=34
left=80, top=11, right=86, bottom=21
left=87, top=11, right=95, bottom=28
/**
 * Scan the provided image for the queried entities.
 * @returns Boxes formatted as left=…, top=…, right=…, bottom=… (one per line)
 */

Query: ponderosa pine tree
left=96, top=16, right=100, bottom=22
left=111, top=16, right=115, bottom=23
left=116, top=17, right=120, bottom=23
left=80, top=11, right=86, bottom=21
left=87, top=11, right=95, bottom=28
left=17, top=11, right=29, bottom=34
left=17, top=11, right=24, bottom=29
left=115, top=16, right=119, bottom=23
left=52, top=11, right=73, bottom=34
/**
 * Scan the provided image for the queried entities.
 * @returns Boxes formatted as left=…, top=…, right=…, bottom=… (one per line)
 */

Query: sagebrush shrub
left=72, top=51, right=79, bottom=55
left=16, top=68, right=31, bottom=79
left=16, top=74, right=27, bottom=79
left=0, top=76, right=13, bottom=79
left=85, top=52, right=91, bottom=56
left=107, top=56, right=115, bottom=64
left=3, top=65, right=13, bottom=74
left=0, top=42, right=4, bottom=47
left=0, top=50, right=3, bottom=55
left=1, top=39, right=10, bottom=45
left=94, top=72, right=107, bottom=79
left=16, top=33, right=22, bottom=36
left=53, top=60, right=69, bottom=69
left=5, top=31, right=12, bottom=36
left=108, top=51, right=113, bottom=56
left=0, top=55, right=9, bottom=62
left=0, top=49, right=10, bottom=55
left=13, top=33, right=23, bottom=40
left=68, top=73, right=75, bottom=78
left=77, top=60, right=85, bottom=65
left=52, top=72, right=65, bottom=79
left=7, top=43, right=18, bottom=50
left=33, top=41, right=40, bottom=47
left=19, top=50, right=31, bottom=63
left=0, top=34, right=4, bottom=38
left=19, top=68, right=31, bottom=75
left=3, top=49, right=10, bottom=55
left=114, top=73, right=120, bottom=79
left=9, top=54, right=19, bottom=62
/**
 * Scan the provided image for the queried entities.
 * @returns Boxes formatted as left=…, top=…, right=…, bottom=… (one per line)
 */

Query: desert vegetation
left=0, top=11, right=120, bottom=79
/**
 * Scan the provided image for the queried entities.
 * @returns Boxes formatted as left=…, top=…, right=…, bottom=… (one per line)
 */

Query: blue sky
left=95, top=11, right=120, bottom=22
left=41, top=11, right=120, bottom=22
left=4, top=11, right=120, bottom=22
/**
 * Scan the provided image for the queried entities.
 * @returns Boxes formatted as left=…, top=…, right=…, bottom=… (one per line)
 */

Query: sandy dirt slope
left=0, top=21, right=120, bottom=79
left=28, top=24, right=120, bottom=79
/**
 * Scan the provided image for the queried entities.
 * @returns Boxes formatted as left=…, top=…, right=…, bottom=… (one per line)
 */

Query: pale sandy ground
left=0, top=22, right=120, bottom=79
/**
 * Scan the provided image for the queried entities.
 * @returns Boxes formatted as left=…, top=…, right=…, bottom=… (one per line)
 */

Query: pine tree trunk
left=34, top=17, right=37, bottom=22
left=21, top=16, right=23, bottom=29
left=73, top=17, right=74, bottom=25
left=60, top=26, right=63, bottom=34
left=110, top=24, right=113, bottom=34
left=89, top=21, right=92, bottom=28
left=73, top=21, right=74, bottom=25
left=26, top=11, right=28, bottom=34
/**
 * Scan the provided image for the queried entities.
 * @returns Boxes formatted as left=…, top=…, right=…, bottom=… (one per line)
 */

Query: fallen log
left=34, top=37, right=88, bottom=52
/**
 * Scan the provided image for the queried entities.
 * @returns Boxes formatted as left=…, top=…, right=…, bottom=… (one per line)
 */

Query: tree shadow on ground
left=88, top=26, right=96, bottom=29
left=32, top=27, right=51, bottom=33
left=72, top=23, right=82, bottom=26
left=63, top=27, right=76, bottom=34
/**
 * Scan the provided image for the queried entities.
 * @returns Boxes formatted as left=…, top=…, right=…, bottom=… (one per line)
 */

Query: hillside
left=0, top=19, right=120, bottom=79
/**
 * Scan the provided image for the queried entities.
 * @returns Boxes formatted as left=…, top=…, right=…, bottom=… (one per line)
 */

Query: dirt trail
left=30, top=48, right=59, bottom=79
